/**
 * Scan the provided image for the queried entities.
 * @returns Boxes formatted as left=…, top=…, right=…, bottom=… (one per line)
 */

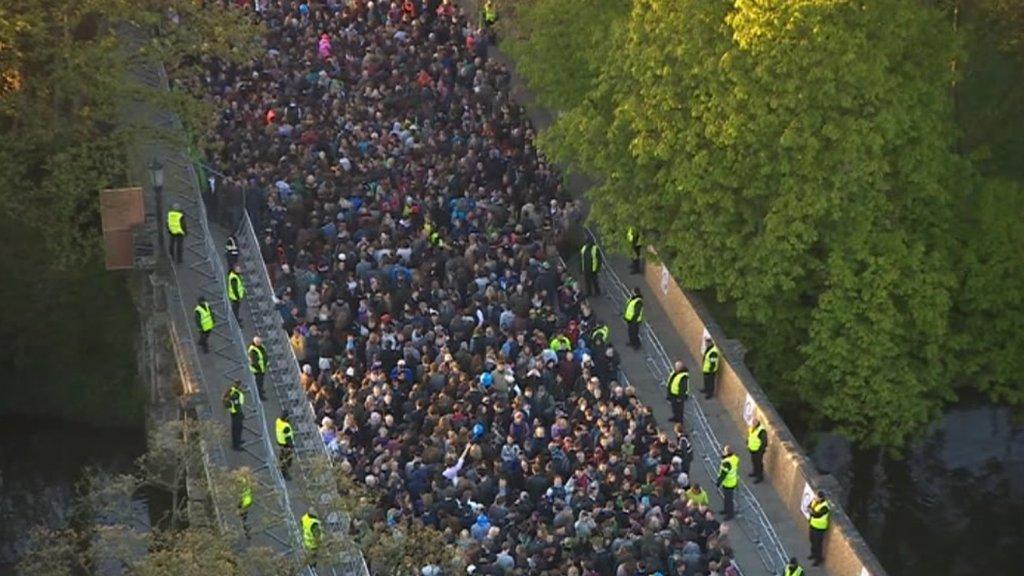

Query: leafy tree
left=503, top=0, right=630, bottom=111
left=955, top=0, right=1024, bottom=181
left=364, top=518, right=461, bottom=576
left=951, top=178, right=1024, bottom=406
left=0, top=0, right=258, bottom=267
left=0, top=0, right=258, bottom=427
left=973, top=0, right=1024, bottom=55
left=513, top=0, right=968, bottom=448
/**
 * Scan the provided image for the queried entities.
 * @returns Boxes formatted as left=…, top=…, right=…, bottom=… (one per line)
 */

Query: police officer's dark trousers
left=280, top=445, right=294, bottom=479
left=169, top=233, right=184, bottom=264
left=631, top=245, right=642, bottom=273
left=670, top=396, right=685, bottom=423
left=584, top=270, right=600, bottom=297
left=809, top=527, right=825, bottom=563
left=627, top=320, right=640, bottom=349
left=703, top=371, right=716, bottom=399
left=199, top=329, right=211, bottom=354
left=240, top=507, right=251, bottom=538
left=751, top=449, right=764, bottom=482
left=231, top=299, right=241, bottom=321
left=231, top=412, right=244, bottom=450
left=254, top=373, right=266, bottom=400
left=722, top=486, right=735, bottom=518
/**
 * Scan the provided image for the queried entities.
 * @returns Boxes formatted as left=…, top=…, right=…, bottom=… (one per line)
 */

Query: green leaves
left=952, top=178, right=1024, bottom=405
left=797, top=233, right=955, bottom=448
left=0, top=0, right=258, bottom=269
left=504, top=0, right=630, bottom=111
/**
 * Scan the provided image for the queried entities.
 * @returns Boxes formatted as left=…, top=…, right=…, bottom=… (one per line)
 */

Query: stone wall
left=643, top=251, right=887, bottom=576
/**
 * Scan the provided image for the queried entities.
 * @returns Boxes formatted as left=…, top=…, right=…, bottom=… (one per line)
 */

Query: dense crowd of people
left=183, top=1, right=740, bottom=574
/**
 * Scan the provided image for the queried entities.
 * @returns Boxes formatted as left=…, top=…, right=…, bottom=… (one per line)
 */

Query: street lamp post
left=149, top=159, right=165, bottom=252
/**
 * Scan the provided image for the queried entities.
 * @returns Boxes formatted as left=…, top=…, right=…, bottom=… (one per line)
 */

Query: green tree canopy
left=952, top=177, right=1024, bottom=406
left=0, top=0, right=257, bottom=267
left=18, top=420, right=297, bottom=576
left=503, top=0, right=630, bottom=110
left=0, top=0, right=259, bottom=427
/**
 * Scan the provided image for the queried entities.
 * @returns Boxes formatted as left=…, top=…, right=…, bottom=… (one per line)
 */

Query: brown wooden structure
left=99, top=187, right=145, bottom=270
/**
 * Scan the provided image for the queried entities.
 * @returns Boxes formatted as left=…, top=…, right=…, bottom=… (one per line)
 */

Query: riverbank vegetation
left=17, top=420, right=298, bottom=575
left=502, top=0, right=1024, bottom=450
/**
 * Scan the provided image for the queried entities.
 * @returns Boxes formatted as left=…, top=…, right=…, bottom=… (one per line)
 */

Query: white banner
left=800, top=482, right=815, bottom=519
left=660, top=264, right=670, bottom=296
left=743, top=393, right=757, bottom=426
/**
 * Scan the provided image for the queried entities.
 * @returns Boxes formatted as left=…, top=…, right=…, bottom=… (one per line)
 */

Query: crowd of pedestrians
left=180, top=0, right=741, bottom=574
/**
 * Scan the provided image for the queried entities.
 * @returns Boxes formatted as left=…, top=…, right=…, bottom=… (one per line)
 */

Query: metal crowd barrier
left=235, top=210, right=371, bottom=576
left=586, top=228, right=790, bottom=574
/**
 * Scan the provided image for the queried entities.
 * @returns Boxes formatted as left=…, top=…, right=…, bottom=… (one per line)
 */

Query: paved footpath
left=565, top=247, right=825, bottom=576
left=126, top=60, right=320, bottom=571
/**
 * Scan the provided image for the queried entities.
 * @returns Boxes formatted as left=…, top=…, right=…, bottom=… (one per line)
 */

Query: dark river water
left=1, top=405, right=1022, bottom=575
left=844, top=401, right=1024, bottom=576
left=0, top=416, right=146, bottom=572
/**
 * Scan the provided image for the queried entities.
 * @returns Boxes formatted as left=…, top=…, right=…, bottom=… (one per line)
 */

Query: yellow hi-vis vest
left=301, top=513, right=321, bottom=550
left=627, top=226, right=640, bottom=247
left=483, top=1, right=497, bottom=24
left=580, top=243, right=599, bottom=273
left=719, top=453, right=739, bottom=488
left=685, top=486, right=709, bottom=507
left=624, top=296, right=643, bottom=322
left=276, top=418, right=293, bottom=446
left=167, top=210, right=185, bottom=235
left=248, top=344, right=267, bottom=374
left=702, top=344, right=720, bottom=374
left=667, top=370, right=689, bottom=397
left=227, top=387, right=244, bottom=414
left=228, top=271, right=245, bottom=301
left=195, top=303, right=214, bottom=332
left=784, top=565, right=804, bottom=576
left=239, top=481, right=253, bottom=510
left=550, top=334, right=571, bottom=352
left=810, top=499, right=831, bottom=530
left=748, top=424, right=765, bottom=452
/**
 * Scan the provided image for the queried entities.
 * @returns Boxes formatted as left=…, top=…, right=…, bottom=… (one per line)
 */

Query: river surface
left=0, top=416, right=146, bottom=572
left=844, top=401, right=1024, bottom=576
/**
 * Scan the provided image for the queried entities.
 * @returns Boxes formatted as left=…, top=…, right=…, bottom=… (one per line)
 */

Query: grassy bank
left=0, top=219, right=144, bottom=428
